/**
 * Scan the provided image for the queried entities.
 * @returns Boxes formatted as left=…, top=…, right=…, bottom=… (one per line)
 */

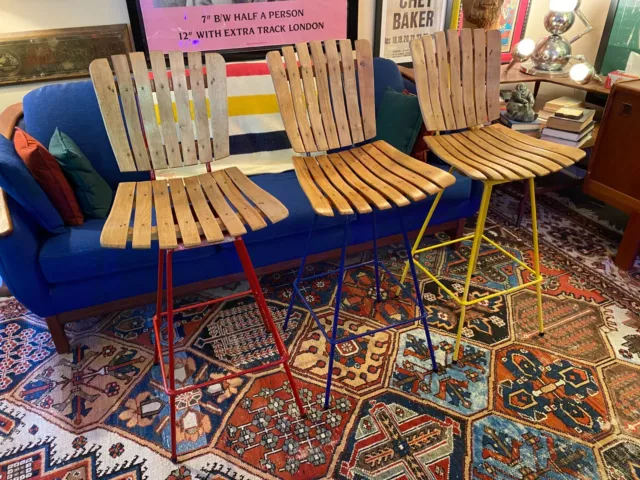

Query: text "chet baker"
left=393, top=0, right=436, bottom=30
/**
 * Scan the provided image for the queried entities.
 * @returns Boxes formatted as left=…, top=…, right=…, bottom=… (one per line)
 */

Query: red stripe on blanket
left=149, top=62, right=270, bottom=80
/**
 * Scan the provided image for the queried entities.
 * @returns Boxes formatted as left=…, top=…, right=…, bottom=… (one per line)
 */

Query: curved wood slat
left=129, top=52, right=168, bottom=170
left=460, top=29, right=477, bottom=127
left=355, top=39, right=376, bottom=140
left=316, top=155, right=372, bottom=214
left=309, top=41, right=340, bottom=150
left=422, top=35, right=447, bottom=131
left=492, top=124, right=584, bottom=163
left=304, top=157, right=353, bottom=215
left=225, top=166, right=289, bottom=224
left=292, top=156, right=334, bottom=216
left=188, top=52, right=214, bottom=164
left=295, top=42, right=329, bottom=151
left=149, top=51, right=182, bottom=168
left=168, top=178, right=201, bottom=247
left=339, top=39, right=365, bottom=144
left=212, top=170, right=268, bottom=230
left=205, top=53, right=230, bottom=160
left=371, top=140, right=456, bottom=189
left=168, top=51, right=198, bottom=166
left=473, top=129, right=563, bottom=173
left=425, top=136, right=488, bottom=180
left=267, top=51, right=306, bottom=153
left=329, top=153, right=391, bottom=210
left=483, top=126, right=573, bottom=167
left=324, top=40, right=352, bottom=147
left=151, top=180, right=178, bottom=250
left=439, top=135, right=514, bottom=180
left=486, top=30, right=502, bottom=122
left=446, top=30, right=467, bottom=129
left=360, top=143, right=440, bottom=195
left=197, top=173, right=247, bottom=237
left=282, top=46, right=317, bottom=152
left=338, top=151, right=409, bottom=207
left=351, top=148, right=426, bottom=201
left=89, top=59, right=136, bottom=172
left=433, top=31, right=457, bottom=131
left=101, top=182, right=135, bottom=248
left=410, top=38, right=438, bottom=131
left=461, top=131, right=550, bottom=176
left=183, top=176, right=224, bottom=243
left=132, top=181, right=152, bottom=249
left=111, top=55, right=151, bottom=171
left=472, top=29, right=488, bottom=124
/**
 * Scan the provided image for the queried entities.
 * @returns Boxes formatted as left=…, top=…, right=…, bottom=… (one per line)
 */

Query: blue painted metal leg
left=372, top=209, right=382, bottom=302
left=398, top=209, right=438, bottom=372
left=284, top=215, right=318, bottom=332
left=324, top=216, right=350, bottom=409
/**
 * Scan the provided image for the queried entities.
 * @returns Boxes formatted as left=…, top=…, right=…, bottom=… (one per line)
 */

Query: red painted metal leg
left=154, top=249, right=165, bottom=365
left=165, top=250, right=178, bottom=463
left=234, top=238, right=306, bottom=416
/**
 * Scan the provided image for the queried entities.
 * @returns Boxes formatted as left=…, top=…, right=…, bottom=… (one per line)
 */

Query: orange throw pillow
left=14, top=128, right=83, bottom=226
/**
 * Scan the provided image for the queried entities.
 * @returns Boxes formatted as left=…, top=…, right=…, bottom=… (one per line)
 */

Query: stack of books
left=499, top=112, right=544, bottom=136
left=540, top=107, right=595, bottom=147
left=537, top=96, right=585, bottom=125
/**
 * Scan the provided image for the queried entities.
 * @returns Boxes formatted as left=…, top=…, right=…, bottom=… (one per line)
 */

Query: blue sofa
left=0, top=58, right=481, bottom=353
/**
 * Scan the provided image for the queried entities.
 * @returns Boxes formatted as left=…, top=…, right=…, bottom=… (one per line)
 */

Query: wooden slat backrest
left=267, top=39, right=377, bottom=154
left=409, top=29, right=501, bottom=132
left=89, top=51, right=230, bottom=172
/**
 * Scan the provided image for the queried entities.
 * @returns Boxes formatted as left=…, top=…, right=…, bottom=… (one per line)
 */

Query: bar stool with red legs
left=89, top=51, right=305, bottom=463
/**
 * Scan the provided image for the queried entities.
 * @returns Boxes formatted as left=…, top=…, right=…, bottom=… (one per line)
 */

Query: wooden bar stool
left=402, top=29, right=586, bottom=363
left=267, top=39, right=456, bottom=409
left=89, top=51, right=305, bottom=462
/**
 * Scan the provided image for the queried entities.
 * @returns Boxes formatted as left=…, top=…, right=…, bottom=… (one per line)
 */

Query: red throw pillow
left=14, top=128, right=83, bottom=226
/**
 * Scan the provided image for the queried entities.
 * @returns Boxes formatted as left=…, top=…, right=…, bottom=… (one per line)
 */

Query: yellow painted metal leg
left=453, top=182, right=493, bottom=362
left=400, top=167, right=455, bottom=284
left=529, top=178, right=544, bottom=335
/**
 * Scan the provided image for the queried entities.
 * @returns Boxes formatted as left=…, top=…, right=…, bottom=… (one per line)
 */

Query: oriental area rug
left=0, top=187, right=638, bottom=479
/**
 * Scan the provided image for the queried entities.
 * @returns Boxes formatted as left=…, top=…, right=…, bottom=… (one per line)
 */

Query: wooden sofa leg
left=449, top=218, right=466, bottom=252
left=46, top=316, right=70, bottom=354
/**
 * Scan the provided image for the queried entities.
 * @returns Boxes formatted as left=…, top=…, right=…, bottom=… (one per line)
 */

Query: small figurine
left=506, top=83, right=537, bottom=122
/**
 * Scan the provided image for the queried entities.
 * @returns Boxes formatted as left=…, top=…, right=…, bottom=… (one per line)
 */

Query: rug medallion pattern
left=0, top=188, right=637, bottom=478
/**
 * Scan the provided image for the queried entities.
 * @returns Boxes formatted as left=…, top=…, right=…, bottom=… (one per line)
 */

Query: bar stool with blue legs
left=267, top=39, right=457, bottom=408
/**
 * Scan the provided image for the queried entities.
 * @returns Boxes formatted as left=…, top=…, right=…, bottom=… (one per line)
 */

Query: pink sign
left=140, top=0, right=348, bottom=52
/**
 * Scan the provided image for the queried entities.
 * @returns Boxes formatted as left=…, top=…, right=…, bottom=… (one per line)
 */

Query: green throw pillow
left=375, top=89, right=423, bottom=154
left=49, top=128, right=113, bottom=219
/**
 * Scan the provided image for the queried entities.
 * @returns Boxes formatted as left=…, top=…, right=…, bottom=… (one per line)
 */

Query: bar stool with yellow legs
left=401, top=28, right=587, bottom=363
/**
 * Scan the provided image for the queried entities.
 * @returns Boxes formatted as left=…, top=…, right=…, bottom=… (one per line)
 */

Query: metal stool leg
left=284, top=215, right=318, bottom=332
left=234, top=237, right=306, bottom=417
left=372, top=210, right=382, bottom=302
left=453, top=183, right=493, bottom=362
left=324, top=216, right=350, bottom=409
left=154, top=249, right=164, bottom=365
left=528, top=178, right=544, bottom=336
left=398, top=209, right=438, bottom=372
left=165, top=250, right=178, bottom=463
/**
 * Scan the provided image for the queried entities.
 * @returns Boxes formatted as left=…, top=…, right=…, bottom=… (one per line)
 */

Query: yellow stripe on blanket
left=154, top=94, right=279, bottom=123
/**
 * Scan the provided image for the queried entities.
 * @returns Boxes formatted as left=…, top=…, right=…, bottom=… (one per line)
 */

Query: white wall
left=0, top=0, right=130, bottom=111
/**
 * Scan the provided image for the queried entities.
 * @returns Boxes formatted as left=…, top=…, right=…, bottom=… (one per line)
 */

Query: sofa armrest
left=0, top=103, right=23, bottom=140
left=398, top=65, right=415, bottom=84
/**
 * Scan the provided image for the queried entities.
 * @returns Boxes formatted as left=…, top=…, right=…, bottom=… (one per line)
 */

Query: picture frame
left=0, top=24, right=133, bottom=86
left=126, top=0, right=358, bottom=62
left=374, top=0, right=454, bottom=65
left=449, top=0, right=531, bottom=63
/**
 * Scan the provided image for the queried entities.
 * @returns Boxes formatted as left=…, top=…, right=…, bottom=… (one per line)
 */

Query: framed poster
left=450, top=0, right=531, bottom=63
left=127, top=0, right=356, bottom=61
left=0, top=24, right=132, bottom=86
left=374, top=0, right=453, bottom=65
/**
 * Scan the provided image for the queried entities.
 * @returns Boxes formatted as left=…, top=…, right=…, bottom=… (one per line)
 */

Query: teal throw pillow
left=49, top=128, right=113, bottom=219
left=375, top=89, right=423, bottom=154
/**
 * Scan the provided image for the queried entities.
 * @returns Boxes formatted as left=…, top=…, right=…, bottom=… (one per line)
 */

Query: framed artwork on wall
left=126, top=0, right=358, bottom=61
left=449, top=0, right=531, bottom=63
left=374, top=0, right=454, bottom=65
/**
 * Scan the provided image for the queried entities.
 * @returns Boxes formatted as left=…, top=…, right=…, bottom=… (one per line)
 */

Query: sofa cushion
left=13, top=128, right=83, bottom=226
left=49, top=128, right=113, bottom=219
left=23, top=80, right=148, bottom=189
left=375, top=90, right=423, bottom=154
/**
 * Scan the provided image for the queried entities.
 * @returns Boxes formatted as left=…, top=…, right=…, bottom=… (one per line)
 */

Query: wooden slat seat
left=101, top=167, right=287, bottom=249
left=425, top=124, right=586, bottom=182
left=292, top=140, right=455, bottom=216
